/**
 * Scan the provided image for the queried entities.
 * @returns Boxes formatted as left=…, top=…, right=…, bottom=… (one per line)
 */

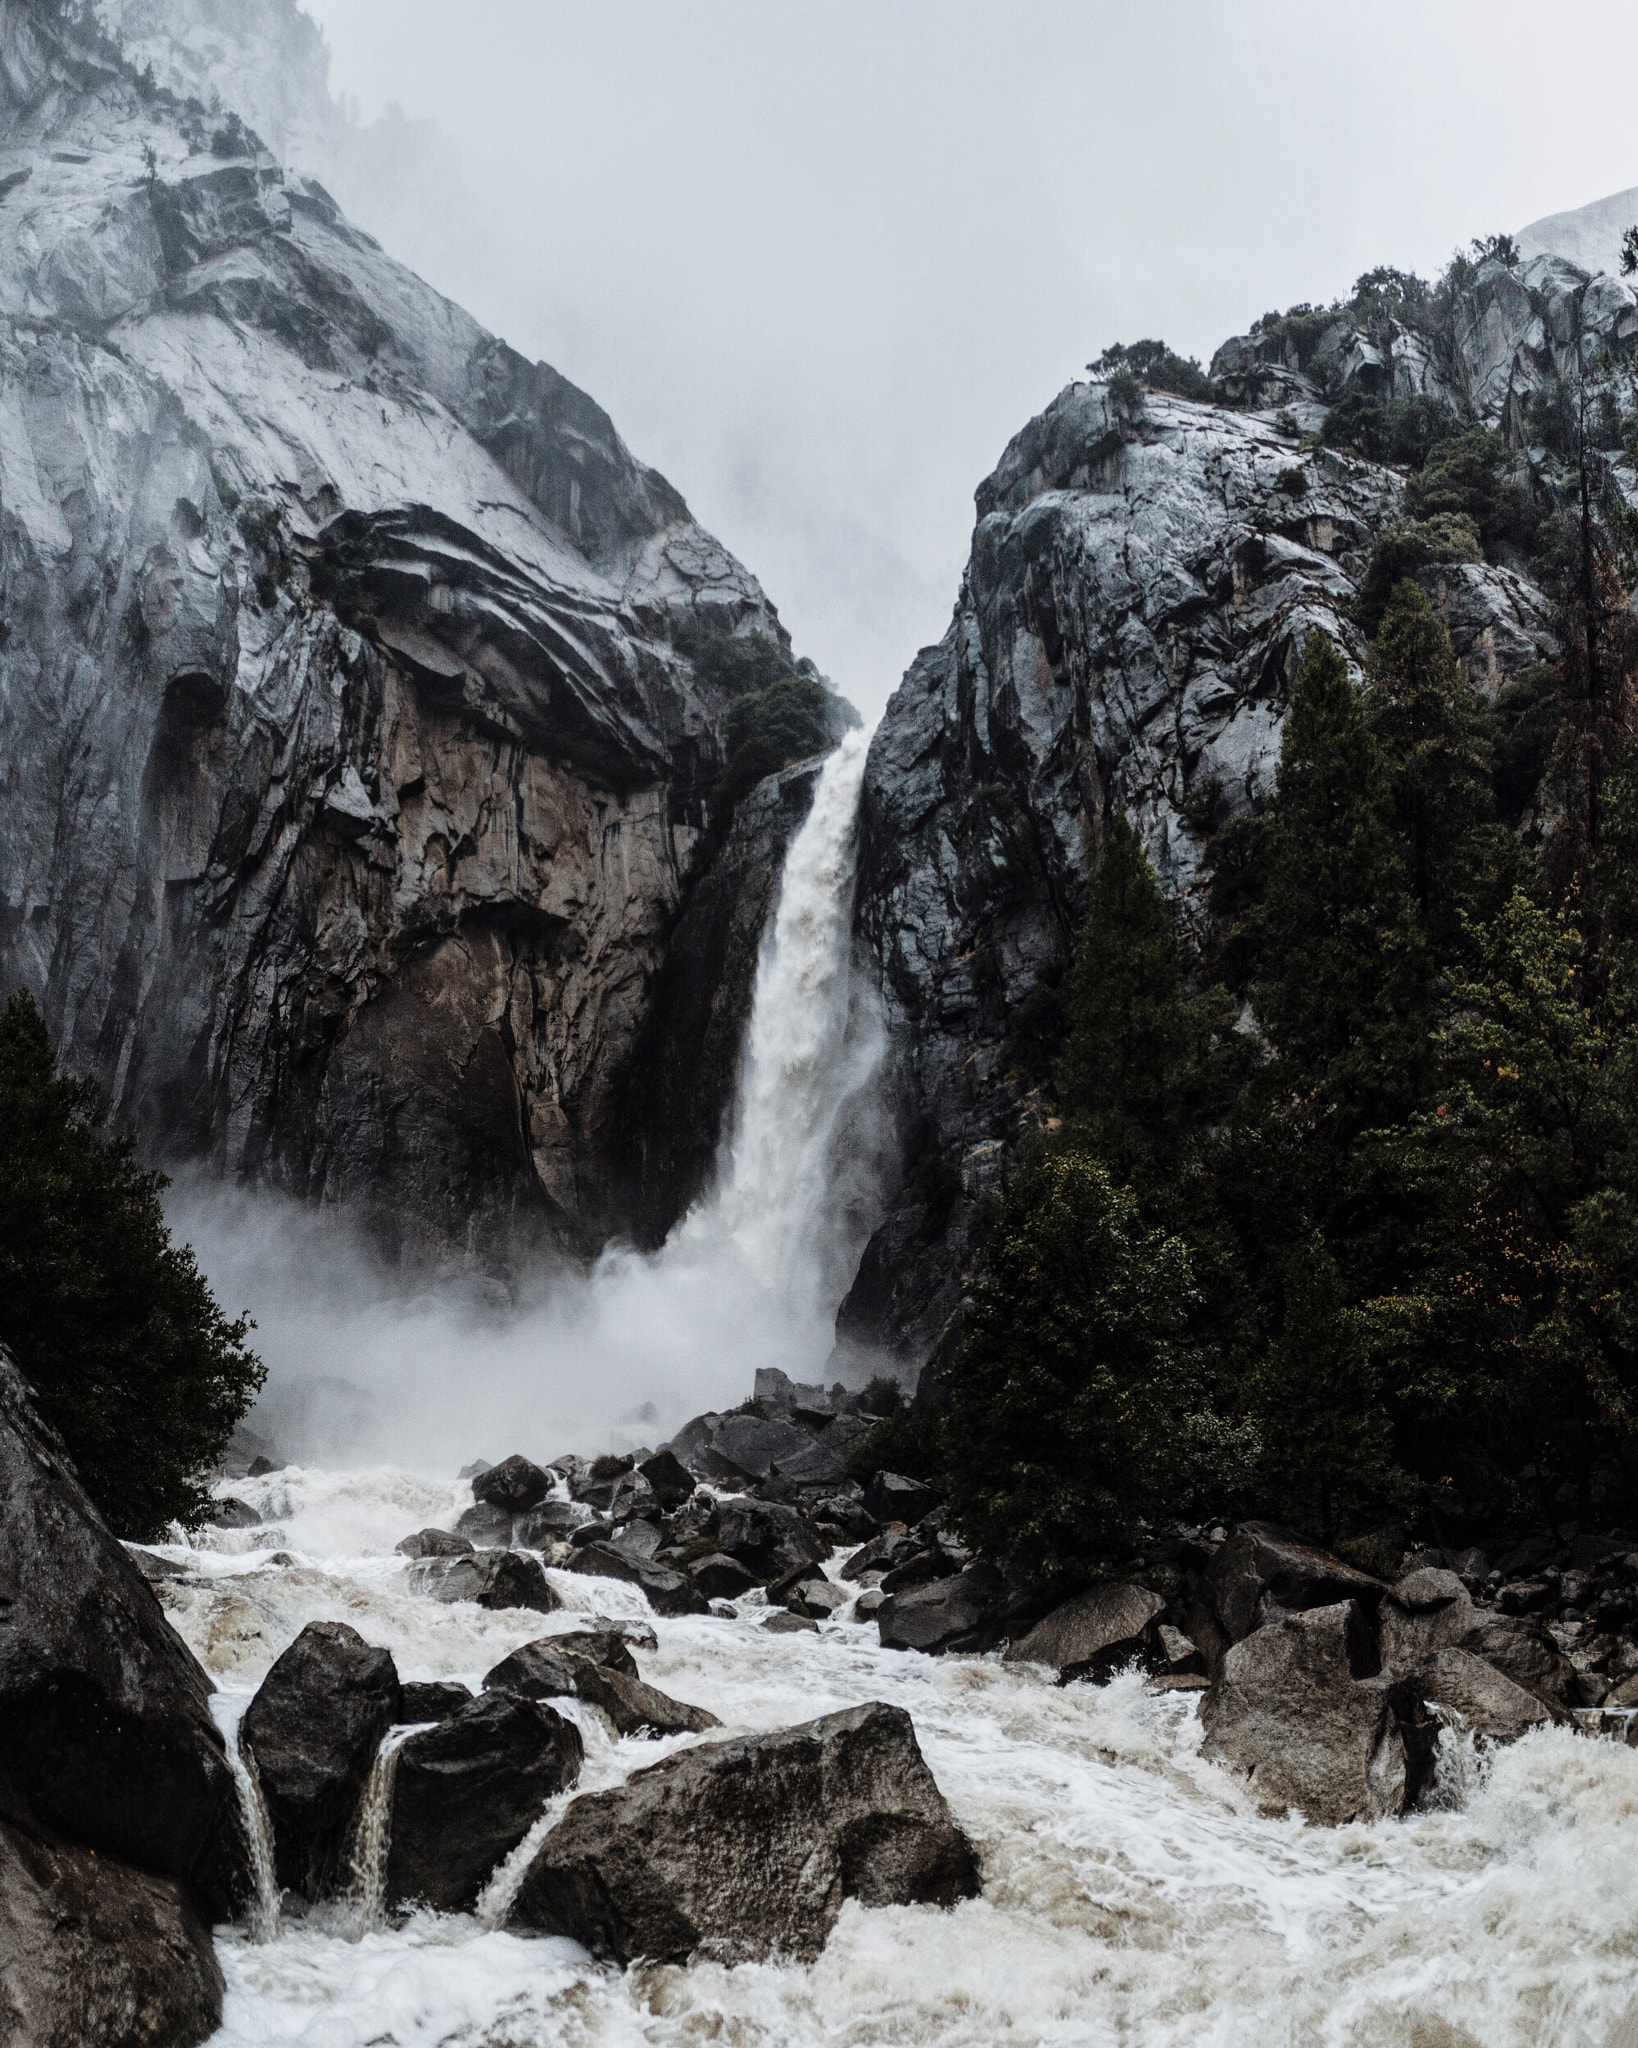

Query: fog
left=295, top=0, right=1638, bottom=721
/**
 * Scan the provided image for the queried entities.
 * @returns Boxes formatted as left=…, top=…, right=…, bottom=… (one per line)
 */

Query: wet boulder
left=473, top=1455, right=553, bottom=1512
left=399, top=1681, right=474, bottom=1724
left=1379, top=1568, right=1576, bottom=1715
left=1200, top=1601, right=1434, bottom=1825
left=0, top=1349, right=247, bottom=1919
left=637, top=1449, right=695, bottom=1509
left=863, top=1472, right=941, bottom=1527
left=774, top=1569, right=851, bottom=1620
left=206, top=1497, right=260, bottom=1529
left=841, top=1531, right=921, bottom=1581
left=715, top=1497, right=827, bottom=1581
left=241, top=1620, right=402, bottom=1899
left=513, top=1499, right=591, bottom=1547
left=454, top=1502, right=516, bottom=1548
left=688, top=1552, right=760, bottom=1600
left=395, top=1528, right=474, bottom=1560
left=408, top=1551, right=561, bottom=1613
left=878, top=1563, right=1011, bottom=1655
left=386, top=1692, right=583, bottom=1913
left=0, top=1818, right=224, bottom=2048
left=563, top=1542, right=710, bottom=1616
left=569, top=1663, right=721, bottom=1739
left=511, top=1701, right=979, bottom=1961
left=1201, top=1522, right=1387, bottom=1648
left=547, top=1629, right=640, bottom=1676
left=1004, top=1583, right=1167, bottom=1684
left=609, top=1519, right=665, bottom=1563
left=1414, top=1648, right=1566, bottom=1743
left=771, top=1415, right=876, bottom=1487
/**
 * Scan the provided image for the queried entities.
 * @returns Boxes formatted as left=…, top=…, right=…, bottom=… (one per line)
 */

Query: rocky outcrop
left=510, top=1701, right=979, bottom=1962
left=1003, top=1582, right=1166, bottom=1684
left=407, top=1550, right=561, bottom=1612
left=848, top=244, right=1638, bottom=1370
left=0, top=1349, right=246, bottom=1920
left=0, top=0, right=844, bottom=1263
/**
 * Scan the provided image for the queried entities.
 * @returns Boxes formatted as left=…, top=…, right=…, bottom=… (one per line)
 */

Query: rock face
left=240, top=1619, right=401, bottom=1897
left=386, top=1691, right=583, bottom=1913
left=0, top=1816, right=224, bottom=2048
left=1201, top=1601, right=1434, bottom=1824
left=511, top=1701, right=979, bottom=1962
left=846, top=246, right=1638, bottom=1369
left=0, top=0, right=845, bottom=1263
left=0, top=1349, right=246, bottom=1920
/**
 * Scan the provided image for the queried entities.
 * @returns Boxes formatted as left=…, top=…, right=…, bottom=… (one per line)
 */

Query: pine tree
left=1248, top=1232, right=1410, bottom=1548
left=0, top=991, right=263, bottom=1537
left=1365, top=579, right=1502, bottom=949
left=1252, top=630, right=1427, bottom=1121
left=1058, top=813, right=1234, bottom=1195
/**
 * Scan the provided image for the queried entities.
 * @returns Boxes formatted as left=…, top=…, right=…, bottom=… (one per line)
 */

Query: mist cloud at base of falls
left=169, top=731, right=890, bottom=1473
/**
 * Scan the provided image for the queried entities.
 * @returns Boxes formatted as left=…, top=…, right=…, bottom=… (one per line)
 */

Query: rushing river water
left=152, top=1465, right=1638, bottom=2048
left=166, top=731, right=1638, bottom=2045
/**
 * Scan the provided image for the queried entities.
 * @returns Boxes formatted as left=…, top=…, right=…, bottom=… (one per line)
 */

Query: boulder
left=1152, top=1624, right=1207, bottom=1678
left=688, top=1552, right=760, bottom=1600
left=878, top=1564, right=1010, bottom=1655
left=1202, top=1522, right=1387, bottom=1648
left=863, top=1472, right=941, bottom=1527
left=809, top=1491, right=878, bottom=1540
left=206, top=1497, right=260, bottom=1529
left=562, top=1543, right=709, bottom=1615
left=386, top=1692, right=583, bottom=1913
left=0, top=1350, right=246, bottom=1919
left=408, top=1551, right=561, bottom=1613
left=240, top=1620, right=402, bottom=1898
left=764, top=1611, right=819, bottom=1634
left=1413, top=1648, right=1566, bottom=1743
left=1004, top=1583, right=1167, bottom=1684
left=513, top=1500, right=590, bottom=1546
left=481, top=1640, right=588, bottom=1702
left=1200, top=1601, right=1434, bottom=1824
left=482, top=1637, right=718, bottom=1737
left=775, top=1572, right=851, bottom=1620
left=473, top=1456, right=553, bottom=1511
left=0, top=1817, right=224, bottom=2048
left=610, top=1519, right=665, bottom=1563
left=842, top=1532, right=920, bottom=1581
left=853, top=1587, right=887, bottom=1620
left=511, top=1701, right=979, bottom=1961
left=637, top=1450, right=695, bottom=1509
left=879, top=1549, right=960, bottom=1595
left=715, top=1497, right=827, bottom=1580
left=546, top=1629, right=640, bottom=1677
left=454, top=1502, right=516, bottom=1548
left=709, top=1413, right=818, bottom=1483
left=770, top=1415, right=876, bottom=1487
left=395, top=1528, right=474, bottom=1560
left=399, top=1681, right=473, bottom=1724
left=1379, top=1570, right=1576, bottom=1709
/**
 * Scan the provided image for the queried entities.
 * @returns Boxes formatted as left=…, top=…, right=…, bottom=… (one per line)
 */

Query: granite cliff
left=846, top=223, right=1637, bottom=1370
left=0, top=0, right=835, bottom=1261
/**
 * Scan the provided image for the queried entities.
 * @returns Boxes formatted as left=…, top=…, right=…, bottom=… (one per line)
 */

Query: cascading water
left=211, top=1701, right=281, bottom=1944
left=344, top=1728, right=416, bottom=1937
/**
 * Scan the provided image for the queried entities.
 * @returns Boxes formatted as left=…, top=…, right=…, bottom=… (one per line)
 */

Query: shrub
left=1321, top=392, right=1457, bottom=468
left=0, top=991, right=263, bottom=1538
left=709, top=673, right=831, bottom=821
left=1355, top=514, right=1482, bottom=634
left=1089, top=340, right=1213, bottom=404
left=1405, top=427, right=1539, bottom=557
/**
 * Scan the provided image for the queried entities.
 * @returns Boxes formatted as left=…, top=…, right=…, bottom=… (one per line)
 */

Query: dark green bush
left=0, top=992, right=263, bottom=1538
left=1321, top=392, right=1457, bottom=468
left=1089, top=340, right=1213, bottom=404
left=1355, top=514, right=1482, bottom=634
left=710, top=674, right=831, bottom=821
left=1404, top=427, right=1539, bottom=558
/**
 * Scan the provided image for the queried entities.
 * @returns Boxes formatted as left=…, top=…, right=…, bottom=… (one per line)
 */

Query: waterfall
left=344, top=1729, right=413, bottom=1937
left=673, top=725, right=884, bottom=1326
left=215, top=1706, right=281, bottom=1943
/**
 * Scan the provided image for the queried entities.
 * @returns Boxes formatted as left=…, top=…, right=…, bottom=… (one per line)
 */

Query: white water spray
left=344, top=1727, right=416, bottom=1937
left=212, top=1701, right=281, bottom=1943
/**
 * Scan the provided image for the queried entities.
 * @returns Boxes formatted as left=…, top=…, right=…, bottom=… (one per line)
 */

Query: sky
left=297, top=0, right=1638, bottom=722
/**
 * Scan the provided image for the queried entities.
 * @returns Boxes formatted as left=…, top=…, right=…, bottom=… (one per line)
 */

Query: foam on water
left=165, top=1467, right=1638, bottom=2048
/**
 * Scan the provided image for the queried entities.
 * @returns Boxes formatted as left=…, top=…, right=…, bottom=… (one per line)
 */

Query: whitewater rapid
left=157, top=1465, right=1638, bottom=2048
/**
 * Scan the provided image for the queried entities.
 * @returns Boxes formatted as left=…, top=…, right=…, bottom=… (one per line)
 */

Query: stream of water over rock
left=158, top=733, right=1638, bottom=2047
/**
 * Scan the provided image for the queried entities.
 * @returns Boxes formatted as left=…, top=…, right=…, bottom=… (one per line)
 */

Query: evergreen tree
left=0, top=991, right=263, bottom=1538
left=1058, top=814, right=1235, bottom=1195
left=1365, top=579, right=1502, bottom=948
left=944, top=1149, right=1255, bottom=1586
left=1251, top=630, right=1427, bottom=1123
left=1247, top=1232, right=1410, bottom=1548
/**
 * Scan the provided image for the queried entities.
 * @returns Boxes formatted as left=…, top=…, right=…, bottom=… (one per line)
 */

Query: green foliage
left=1356, top=514, right=1483, bottom=635
left=1364, top=580, right=1505, bottom=947
left=943, top=1150, right=1253, bottom=1585
left=1090, top=340, right=1213, bottom=404
left=675, top=622, right=806, bottom=701
left=1623, top=226, right=1638, bottom=278
left=710, top=674, right=831, bottom=821
left=843, top=1400, right=946, bottom=1488
left=1058, top=815, right=1235, bottom=1196
left=0, top=992, right=263, bottom=1539
left=1404, top=427, right=1539, bottom=561
left=1322, top=392, right=1457, bottom=469
left=1247, top=1234, right=1411, bottom=1548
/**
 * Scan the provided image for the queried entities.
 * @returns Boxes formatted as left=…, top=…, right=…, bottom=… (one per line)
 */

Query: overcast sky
left=300, top=1, right=1638, bottom=721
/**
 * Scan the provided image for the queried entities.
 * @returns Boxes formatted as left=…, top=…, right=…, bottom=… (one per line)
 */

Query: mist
left=286, top=0, right=1638, bottom=723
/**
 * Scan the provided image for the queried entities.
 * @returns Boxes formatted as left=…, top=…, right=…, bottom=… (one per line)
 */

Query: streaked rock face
left=851, top=245, right=1633, bottom=1368
left=0, top=0, right=808, bottom=1259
